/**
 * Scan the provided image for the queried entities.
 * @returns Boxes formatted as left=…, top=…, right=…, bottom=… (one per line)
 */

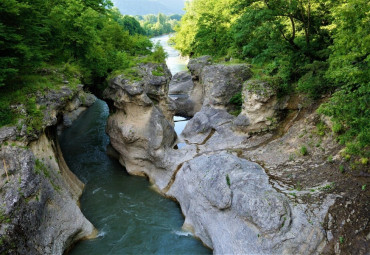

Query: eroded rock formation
left=0, top=86, right=96, bottom=254
left=104, top=58, right=350, bottom=254
left=104, top=63, right=177, bottom=188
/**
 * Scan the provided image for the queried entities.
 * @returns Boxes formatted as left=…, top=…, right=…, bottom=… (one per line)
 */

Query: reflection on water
left=151, top=34, right=188, bottom=75
left=62, top=101, right=210, bottom=254
left=174, top=116, right=189, bottom=149
left=174, top=116, right=189, bottom=135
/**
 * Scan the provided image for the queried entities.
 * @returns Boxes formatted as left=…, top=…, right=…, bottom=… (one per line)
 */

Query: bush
left=144, top=43, right=168, bottom=63
left=300, top=146, right=308, bottom=156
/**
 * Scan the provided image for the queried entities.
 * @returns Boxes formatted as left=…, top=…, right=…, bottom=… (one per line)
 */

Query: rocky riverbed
left=104, top=57, right=369, bottom=254
left=0, top=56, right=368, bottom=254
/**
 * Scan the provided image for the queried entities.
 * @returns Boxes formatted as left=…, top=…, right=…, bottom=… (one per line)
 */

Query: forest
left=173, top=0, right=369, bottom=157
left=136, top=13, right=181, bottom=37
left=0, top=0, right=166, bottom=129
left=0, top=0, right=368, bottom=157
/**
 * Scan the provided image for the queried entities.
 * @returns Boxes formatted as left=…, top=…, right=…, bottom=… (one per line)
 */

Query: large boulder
left=200, top=64, right=252, bottom=110
left=234, top=80, right=289, bottom=133
left=169, top=71, right=203, bottom=118
left=170, top=57, right=252, bottom=118
left=187, top=55, right=212, bottom=80
left=167, top=152, right=332, bottom=254
left=169, top=71, right=194, bottom=95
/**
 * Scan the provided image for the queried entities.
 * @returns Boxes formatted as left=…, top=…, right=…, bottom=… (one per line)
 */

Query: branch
left=289, top=15, right=296, bottom=41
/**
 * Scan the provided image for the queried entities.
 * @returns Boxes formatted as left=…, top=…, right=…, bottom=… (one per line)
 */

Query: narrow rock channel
left=61, top=35, right=210, bottom=254
left=60, top=100, right=210, bottom=254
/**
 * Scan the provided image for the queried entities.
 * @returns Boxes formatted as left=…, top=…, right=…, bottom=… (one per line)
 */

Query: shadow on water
left=60, top=100, right=211, bottom=255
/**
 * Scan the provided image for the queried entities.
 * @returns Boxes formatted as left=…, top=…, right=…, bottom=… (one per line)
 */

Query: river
left=61, top=35, right=210, bottom=254
left=151, top=34, right=188, bottom=75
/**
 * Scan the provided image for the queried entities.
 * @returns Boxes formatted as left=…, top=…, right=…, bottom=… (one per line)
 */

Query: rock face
left=106, top=57, right=367, bottom=254
left=169, top=58, right=251, bottom=117
left=167, top=153, right=332, bottom=254
left=200, top=64, right=251, bottom=110
left=169, top=71, right=198, bottom=117
left=234, top=80, right=289, bottom=133
left=0, top=86, right=96, bottom=254
left=104, top=63, right=177, bottom=188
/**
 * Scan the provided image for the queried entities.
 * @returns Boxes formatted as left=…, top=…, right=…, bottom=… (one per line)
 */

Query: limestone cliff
left=0, top=85, right=97, bottom=254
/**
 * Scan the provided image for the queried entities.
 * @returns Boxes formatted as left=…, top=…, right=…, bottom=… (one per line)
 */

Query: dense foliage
left=0, top=0, right=166, bottom=128
left=136, top=13, right=181, bottom=36
left=0, top=0, right=156, bottom=86
left=173, top=0, right=369, bottom=156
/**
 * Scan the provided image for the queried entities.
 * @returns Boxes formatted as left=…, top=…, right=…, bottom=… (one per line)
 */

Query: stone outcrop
left=167, top=153, right=334, bottom=254
left=106, top=57, right=366, bottom=254
left=0, top=86, right=96, bottom=254
left=104, top=63, right=177, bottom=188
left=234, top=79, right=291, bottom=133
left=200, top=64, right=251, bottom=110
left=169, top=71, right=198, bottom=117
left=170, top=58, right=252, bottom=117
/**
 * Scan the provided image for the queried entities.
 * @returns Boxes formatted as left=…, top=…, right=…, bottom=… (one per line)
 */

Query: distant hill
left=113, top=0, right=185, bottom=15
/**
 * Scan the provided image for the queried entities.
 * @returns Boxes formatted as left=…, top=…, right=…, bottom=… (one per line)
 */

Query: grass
left=339, top=165, right=345, bottom=173
left=230, top=109, right=242, bottom=117
left=300, top=146, right=308, bottom=156
left=320, top=182, right=335, bottom=191
left=0, top=209, right=11, bottom=224
left=151, top=66, right=165, bottom=77
left=228, top=92, right=243, bottom=116
left=0, top=65, right=81, bottom=128
left=327, top=155, right=333, bottom=163
left=315, top=121, right=327, bottom=136
left=35, top=159, right=60, bottom=192
left=339, top=236, right=344, bottom=244
left=296, top=182, right=302, bottom=191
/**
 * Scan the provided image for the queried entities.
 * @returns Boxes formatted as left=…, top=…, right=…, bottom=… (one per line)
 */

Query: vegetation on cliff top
left=0, top=0, right=167, bottom=129
left=173, top=0, right=369, bottom=157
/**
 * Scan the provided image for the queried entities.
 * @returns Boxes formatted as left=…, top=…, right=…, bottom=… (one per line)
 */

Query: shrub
left=300, top=146, right=308, bottom=156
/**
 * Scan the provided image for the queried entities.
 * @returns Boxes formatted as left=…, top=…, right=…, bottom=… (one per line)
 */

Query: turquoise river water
left=61, top=35, right=210, bottom=254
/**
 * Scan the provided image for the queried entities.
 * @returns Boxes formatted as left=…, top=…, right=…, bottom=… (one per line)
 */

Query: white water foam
left=173, top=230, right=193, bottom=237
left=92, top=187, right=101, bottom=194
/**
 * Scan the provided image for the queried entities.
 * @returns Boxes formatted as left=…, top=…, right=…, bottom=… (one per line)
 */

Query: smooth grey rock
left=200, top=64, right=252, bottom=109
left=187, top=56, right=212, bottom=80
left=166, top=153, right=330, bottom=254
left=236, top=80, right=281, bottom=133
left=0, top=126, right=17, bottom=143
left=81, top=93, right=97, bottom=107
left=233, top=114, right=250, bottom=128
left=169, top=71, right=201, bottom=118
left=105, top=59, right=336, bottom=255
left=169, top=71, right=193, bottom=95
left=0, top=135, right=95, bottom=255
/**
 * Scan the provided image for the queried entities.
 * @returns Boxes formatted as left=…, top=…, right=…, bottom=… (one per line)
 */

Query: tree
left=319, top=0, right=370, bottom=156
left=0, top=0, right=49, bottom=86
